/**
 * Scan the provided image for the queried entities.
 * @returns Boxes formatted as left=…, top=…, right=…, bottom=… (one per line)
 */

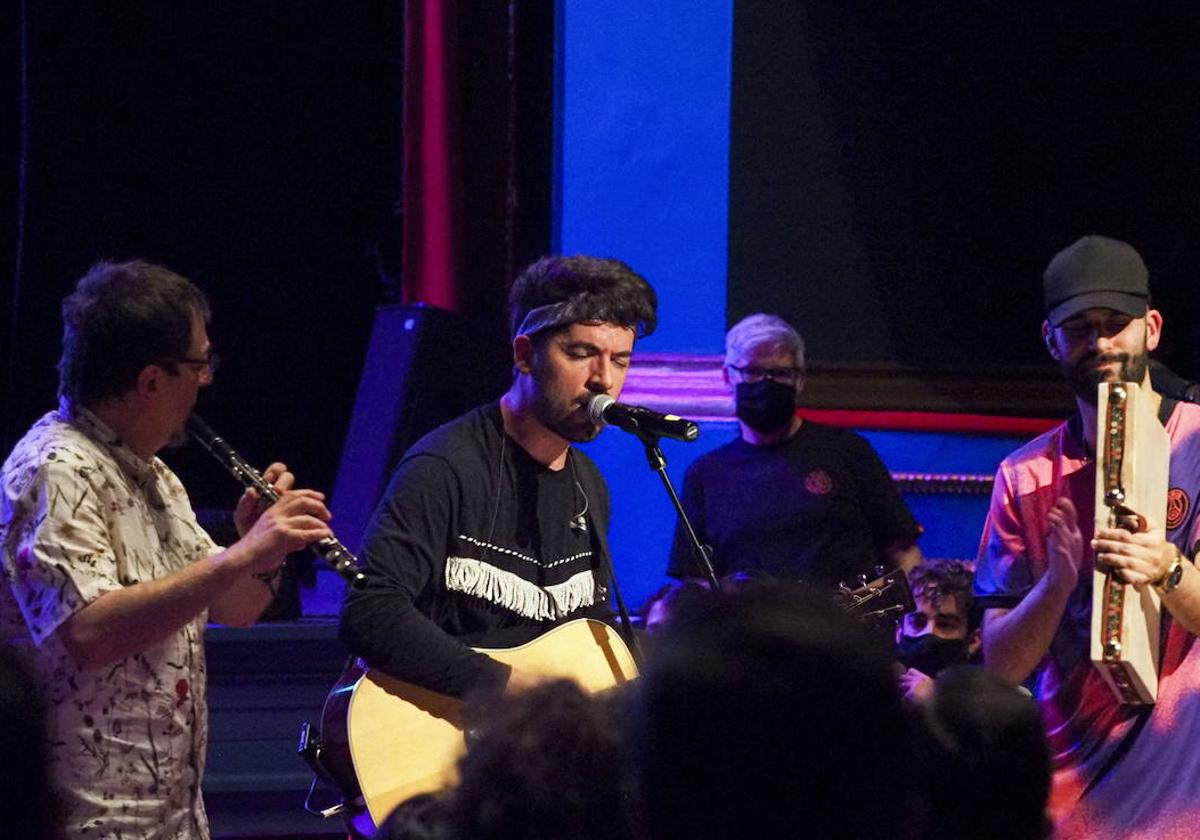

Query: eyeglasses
left=166, top=351, right=221, bottom=383
left=726, top=364, right=803, bottom=384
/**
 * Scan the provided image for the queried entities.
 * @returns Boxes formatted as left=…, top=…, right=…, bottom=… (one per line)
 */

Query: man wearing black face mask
left=896, top=560, right=981, bottom=701
left=667, top=314, right=921, bottom=587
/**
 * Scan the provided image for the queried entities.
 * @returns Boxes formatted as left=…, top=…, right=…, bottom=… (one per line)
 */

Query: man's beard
left=1063, top=348, right=1150, bottom=405
left=529, top=366, right=602, bottom=443
left=535, top=391, right=602, bottom=443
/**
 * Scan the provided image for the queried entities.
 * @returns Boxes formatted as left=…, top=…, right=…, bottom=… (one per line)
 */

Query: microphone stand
left=636, top=430, right=721, bottom=592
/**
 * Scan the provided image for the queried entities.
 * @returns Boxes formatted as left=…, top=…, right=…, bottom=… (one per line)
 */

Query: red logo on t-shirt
left=805, top=470, right=833, bottom=495
left=1166, top=488, right=1189, bottom=531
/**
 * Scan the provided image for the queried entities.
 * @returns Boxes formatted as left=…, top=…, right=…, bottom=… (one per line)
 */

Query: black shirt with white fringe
left=340, top=403, right=612, bottom=698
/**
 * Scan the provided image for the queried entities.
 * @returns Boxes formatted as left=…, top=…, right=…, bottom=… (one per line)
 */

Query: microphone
left=587, top=394, right=700, bottom=442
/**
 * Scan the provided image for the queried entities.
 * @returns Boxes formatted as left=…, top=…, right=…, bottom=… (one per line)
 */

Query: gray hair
left=724, top=313, right=805, bottom=369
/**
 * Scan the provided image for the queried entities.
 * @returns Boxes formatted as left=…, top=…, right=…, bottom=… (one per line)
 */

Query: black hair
left=447, top=680, right=629, bottom=840
left=917, top=666, right=1052, bottom=840
left=908, top=560, right=980, bottom=631
left=628, top=581, right=916, bottom=839
left=508, top=255, right=657, bottom=340
left=58, top=259, right=211, bottom=405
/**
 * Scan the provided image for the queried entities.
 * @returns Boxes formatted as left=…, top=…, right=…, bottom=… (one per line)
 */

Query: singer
left=0, top=260, right=333, bottom=840
left=340, top=255, right=657, bottom=699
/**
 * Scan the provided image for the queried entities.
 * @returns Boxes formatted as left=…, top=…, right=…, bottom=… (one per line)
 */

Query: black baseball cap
left=1043, top=235, right=1150, bottom=326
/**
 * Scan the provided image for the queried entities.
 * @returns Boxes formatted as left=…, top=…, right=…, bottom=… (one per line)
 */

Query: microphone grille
left=586, top=393, right=615, bottom=424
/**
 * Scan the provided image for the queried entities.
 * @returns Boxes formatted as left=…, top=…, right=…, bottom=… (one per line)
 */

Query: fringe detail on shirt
left=444, top=556, right=600, bottom=621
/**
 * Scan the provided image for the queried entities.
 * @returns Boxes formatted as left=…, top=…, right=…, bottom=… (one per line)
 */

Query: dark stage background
left=2, top=2, right=403, bottom=510
left=730, top=1, right=1200, bottom=380
left=4, top=1, right=1199, bottom=549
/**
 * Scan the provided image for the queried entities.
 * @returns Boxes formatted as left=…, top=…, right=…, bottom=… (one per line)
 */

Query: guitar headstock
left=837, top=569, right=916, bottom=623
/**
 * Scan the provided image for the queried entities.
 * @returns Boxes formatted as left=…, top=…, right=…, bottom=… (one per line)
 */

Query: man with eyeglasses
left=667, top=313, right=921, bottom=588
left=974, top=236, right=1200, bottom=838
left=0, top=260, right=332, bottom=840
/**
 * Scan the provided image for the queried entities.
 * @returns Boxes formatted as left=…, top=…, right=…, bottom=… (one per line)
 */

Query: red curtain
left=401, top=0, right=513, bottom=322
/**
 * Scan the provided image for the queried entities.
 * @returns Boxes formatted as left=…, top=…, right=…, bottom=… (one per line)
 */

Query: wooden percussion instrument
left=1091, top=381, right=1168, bottom=705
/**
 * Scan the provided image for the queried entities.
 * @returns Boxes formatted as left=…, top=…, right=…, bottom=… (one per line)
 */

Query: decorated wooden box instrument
left=1091, top=381, right=1168, bottom=705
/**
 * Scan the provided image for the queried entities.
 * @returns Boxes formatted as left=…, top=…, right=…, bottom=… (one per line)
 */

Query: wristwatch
left=1155, top=545, right=1186, bottom=595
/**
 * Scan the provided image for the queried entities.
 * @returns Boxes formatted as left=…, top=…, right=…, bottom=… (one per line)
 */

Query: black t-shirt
left=340, top=403, right=612, bottom=698
left=667, top=421, right=920, bottom=587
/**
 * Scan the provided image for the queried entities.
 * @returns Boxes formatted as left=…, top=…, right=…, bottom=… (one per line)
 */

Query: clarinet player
left=0, top=260, right=333, bottom=840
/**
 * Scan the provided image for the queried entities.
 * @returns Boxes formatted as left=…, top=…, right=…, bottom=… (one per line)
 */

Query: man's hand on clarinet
left=233, top=461, right=293, bottom=536
left=236, top=485, right=332, bottom=576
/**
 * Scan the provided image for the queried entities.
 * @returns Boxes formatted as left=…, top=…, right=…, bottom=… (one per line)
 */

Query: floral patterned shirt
left=0, top=405, right=217, bottom=840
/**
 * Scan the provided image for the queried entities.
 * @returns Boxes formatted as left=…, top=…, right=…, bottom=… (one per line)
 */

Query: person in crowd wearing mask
left=896, top=560, right=981, bottom=701
left=667, top=314, right=921, bottom=587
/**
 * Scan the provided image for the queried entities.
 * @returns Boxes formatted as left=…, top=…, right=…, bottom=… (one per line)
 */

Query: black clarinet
left=187, top=413, right=366, bottom=589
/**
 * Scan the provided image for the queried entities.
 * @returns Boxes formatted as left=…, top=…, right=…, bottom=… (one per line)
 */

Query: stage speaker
left=329, top=303, right=508, bottom=558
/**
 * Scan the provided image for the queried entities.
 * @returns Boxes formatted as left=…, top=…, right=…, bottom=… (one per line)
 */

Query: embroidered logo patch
left=1166, top=488, right=1189, bottom=531
left=805, top=470, right=833, bottom=495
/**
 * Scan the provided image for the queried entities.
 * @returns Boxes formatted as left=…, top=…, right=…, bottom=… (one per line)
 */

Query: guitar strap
left=592, top=519, right=644, bottom=670
left=580, top=473, right=645, bottom=670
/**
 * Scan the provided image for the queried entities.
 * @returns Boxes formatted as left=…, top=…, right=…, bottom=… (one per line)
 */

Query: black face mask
left=895, top=634, right=969, bottom=677
left=735, top=380, right=796, bottom=434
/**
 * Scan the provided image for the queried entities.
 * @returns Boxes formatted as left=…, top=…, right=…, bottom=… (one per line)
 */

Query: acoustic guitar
left=314, top=617, right=637, bottom=835
left=311, top=571, right=912, bottom=836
